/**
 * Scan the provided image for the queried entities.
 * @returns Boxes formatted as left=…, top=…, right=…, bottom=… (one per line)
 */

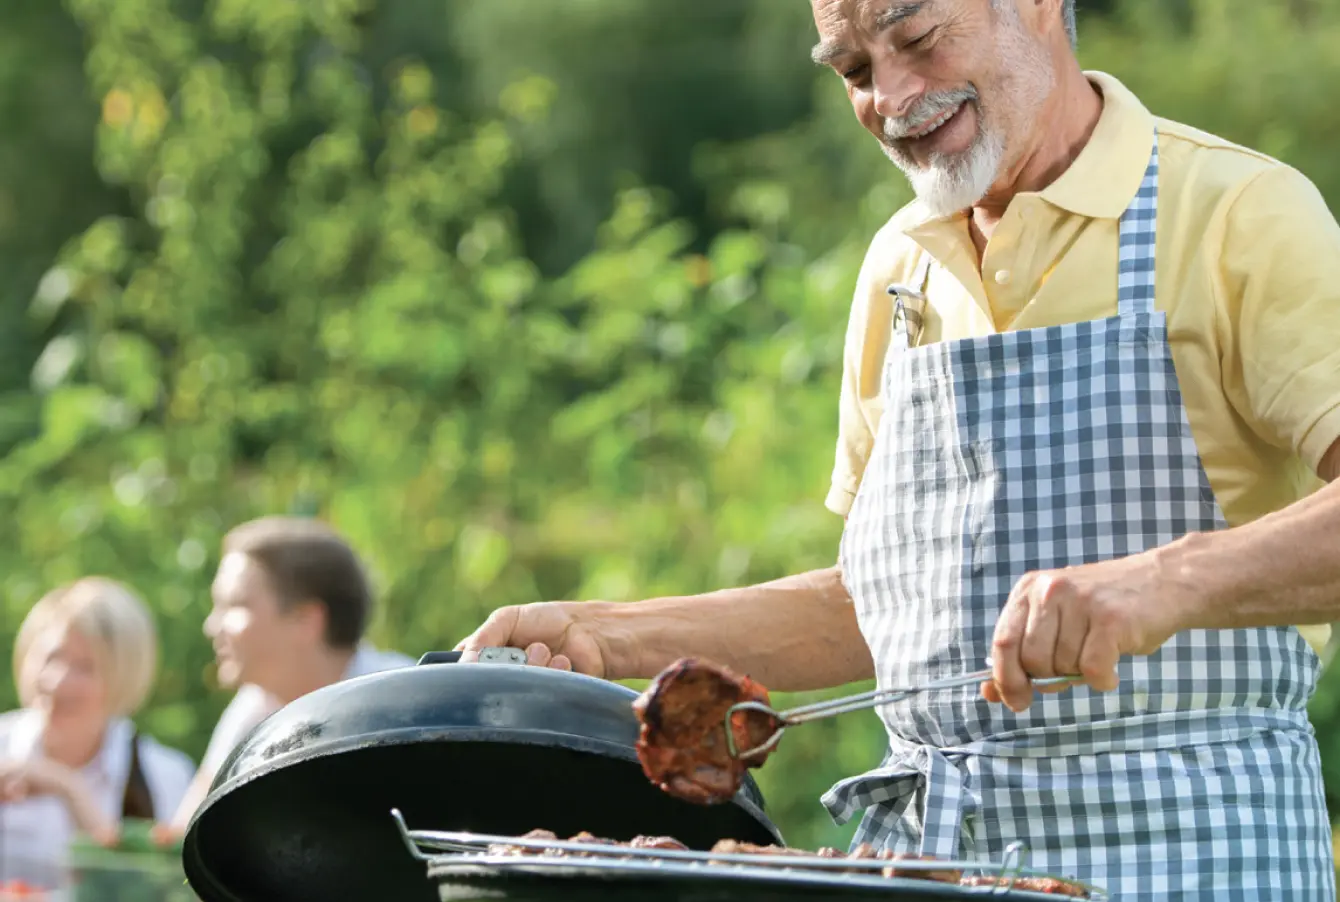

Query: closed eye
left=905, top=26, right=938, bottom=49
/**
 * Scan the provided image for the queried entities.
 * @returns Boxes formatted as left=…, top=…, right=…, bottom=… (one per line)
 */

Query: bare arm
left=988, top=438, right=1340, bottom=710
left=458, top=566, right=873, bottom=692
left=1169, top=437, right=1340, bottom=631
left=160, top=769, right=214, bottom=840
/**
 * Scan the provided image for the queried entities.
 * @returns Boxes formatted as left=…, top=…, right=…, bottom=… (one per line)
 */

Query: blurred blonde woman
left=0, top=578, right=194, bottom=885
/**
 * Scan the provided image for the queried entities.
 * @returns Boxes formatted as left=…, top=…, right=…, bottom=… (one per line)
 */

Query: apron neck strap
left=1116, top=132, right=1160, bottom=316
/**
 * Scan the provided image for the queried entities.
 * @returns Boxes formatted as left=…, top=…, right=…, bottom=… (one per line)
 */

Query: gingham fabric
left=823, top=135, right=1334, bottom=899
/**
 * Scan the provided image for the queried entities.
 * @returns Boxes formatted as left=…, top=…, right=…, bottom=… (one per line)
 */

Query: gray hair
left=994, top=0, right=1078, bottom=48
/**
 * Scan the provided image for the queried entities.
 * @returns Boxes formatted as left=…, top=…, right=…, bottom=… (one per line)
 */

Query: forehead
left=813, top=0, right=932, bottom=33
left=212, top=551, right=270, bottom=602
left=31, top=621, right=98, bottom=662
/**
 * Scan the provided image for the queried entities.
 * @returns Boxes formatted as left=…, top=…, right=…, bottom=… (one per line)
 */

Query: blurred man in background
left=163, top=516, right=411, bottom=838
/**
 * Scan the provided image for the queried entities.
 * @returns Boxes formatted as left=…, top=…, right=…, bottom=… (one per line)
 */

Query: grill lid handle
left=417, top=648, right=528, bottom=666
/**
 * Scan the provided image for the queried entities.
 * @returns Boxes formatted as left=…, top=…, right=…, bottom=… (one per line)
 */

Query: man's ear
left=290, top=599, right=329, bottom=644
left=1016, top=0, right=1066, bottom=40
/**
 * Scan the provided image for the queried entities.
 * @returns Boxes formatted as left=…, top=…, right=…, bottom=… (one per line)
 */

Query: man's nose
left=203, top=610, right=218, bottom=639
left=872, top=62, right=925, bottom=121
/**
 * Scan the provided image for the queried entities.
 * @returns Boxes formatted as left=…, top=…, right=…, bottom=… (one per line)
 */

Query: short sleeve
left=198, top=685, right=275, bottom=777
left=1220, top=164, right=1340, bottom=474
left=826, top=244, right=884, bottom=517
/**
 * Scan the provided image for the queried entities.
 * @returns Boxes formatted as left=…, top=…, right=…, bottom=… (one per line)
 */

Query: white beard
left=881, top=4, right=1052, bottom=218
left=888, top=124, right=1006, bottom=219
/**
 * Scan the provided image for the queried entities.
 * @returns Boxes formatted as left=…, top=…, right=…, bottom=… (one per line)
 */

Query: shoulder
left=210, top=686, right=277, bottom=747
left=0, top=708, right=28, bottom=735
left=199, top=684, right=279, bottom=772
left=348, top=644, right=414, bottom=678
left=1155, top=117, right=1330, bottom=224
left=0, top=709, right=43, bottom=756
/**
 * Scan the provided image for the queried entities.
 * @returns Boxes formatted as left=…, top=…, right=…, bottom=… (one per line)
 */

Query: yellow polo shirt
left=828, top=71, right=1340, bottom=654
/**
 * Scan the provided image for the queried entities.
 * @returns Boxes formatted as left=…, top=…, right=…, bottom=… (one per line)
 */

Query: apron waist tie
left=820, top=708, right=1313, bottom=858
left=821, top=737, right=979, bottom=859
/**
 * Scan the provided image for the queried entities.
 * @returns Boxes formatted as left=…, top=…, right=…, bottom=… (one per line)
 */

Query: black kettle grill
left=182, top=650, right=782, bottom=901
left=182, top=651, right=1105, bottom=901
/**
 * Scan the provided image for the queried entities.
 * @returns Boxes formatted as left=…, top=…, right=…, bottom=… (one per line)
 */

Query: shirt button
left=994, top=270, right=1012, bottom=286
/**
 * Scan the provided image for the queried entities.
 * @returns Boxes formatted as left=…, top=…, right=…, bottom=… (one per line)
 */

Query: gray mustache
left=882, top=88, right=978, bottom=142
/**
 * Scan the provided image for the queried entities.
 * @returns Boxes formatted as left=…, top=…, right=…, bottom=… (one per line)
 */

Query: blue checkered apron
left=822, top=135, right=1334, bottom=898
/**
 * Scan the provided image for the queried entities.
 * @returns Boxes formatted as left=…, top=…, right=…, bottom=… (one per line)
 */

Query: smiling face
left=204, top=551, right=320, bottom=691
left=811, top=0, right=1059, bottom=216
left=22, top=625, right=111, bottom=733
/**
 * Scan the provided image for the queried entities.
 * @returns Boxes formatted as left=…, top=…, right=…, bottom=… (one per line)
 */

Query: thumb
left=457, top=607, right=519, bottom=663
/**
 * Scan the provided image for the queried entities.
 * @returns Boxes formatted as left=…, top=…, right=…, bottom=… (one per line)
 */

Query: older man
left=460, top=0, right=1340, bottom=896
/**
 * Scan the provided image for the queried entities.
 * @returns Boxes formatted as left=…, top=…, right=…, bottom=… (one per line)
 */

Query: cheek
left=850, top=90, right=881, bottom=134
left=219, top=607, right=255, bottom=640
left=74, top=673, right=109, bottom=711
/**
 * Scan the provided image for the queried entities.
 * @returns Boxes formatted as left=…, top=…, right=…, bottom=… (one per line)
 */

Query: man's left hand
left=983, top=550, right=1195, bottom=712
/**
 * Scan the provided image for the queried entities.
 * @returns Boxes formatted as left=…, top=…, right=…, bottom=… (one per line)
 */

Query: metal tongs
left=725, top=661, right=1080, bottom=760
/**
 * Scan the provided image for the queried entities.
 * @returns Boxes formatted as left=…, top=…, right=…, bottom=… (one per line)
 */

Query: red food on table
left=632, top=658, right=781, bottom=805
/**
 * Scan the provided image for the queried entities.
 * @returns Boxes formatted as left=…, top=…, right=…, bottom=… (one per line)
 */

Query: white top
left=198, top=642, right=413, bottom=777
left=0, top=710, right=195, bottom=884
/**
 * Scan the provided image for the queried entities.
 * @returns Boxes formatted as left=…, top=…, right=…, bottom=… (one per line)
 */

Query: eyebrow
left=810, top=1, right=928, bottom=67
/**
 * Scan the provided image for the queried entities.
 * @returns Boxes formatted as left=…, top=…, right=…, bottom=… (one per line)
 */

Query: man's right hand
left=456, top=602, right=612, bottom=676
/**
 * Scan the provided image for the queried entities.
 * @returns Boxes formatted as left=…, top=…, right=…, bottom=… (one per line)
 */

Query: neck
left=970, top=60, right=1103, bottom=248
left=268, top=643, right=357, bottom=704
left=41, top=718, right=107, bottom=769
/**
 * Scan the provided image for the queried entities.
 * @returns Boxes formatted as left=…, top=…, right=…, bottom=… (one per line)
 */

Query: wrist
left=1151, top=529, right=1235, bottom=632
left=586, top=597, right=685, bottom=681
left=581, top=600, right=643, bottom=681
left=43, top=762, right=79, bottom=800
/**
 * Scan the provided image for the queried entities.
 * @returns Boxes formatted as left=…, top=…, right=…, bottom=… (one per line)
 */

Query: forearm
left=57, top=774, right=119, bottom=845
left=591, top=566, right=873, bottom=691
left=1164, top=469, right=1340, bottom=631
left=164, top=771, right=213, bottom=837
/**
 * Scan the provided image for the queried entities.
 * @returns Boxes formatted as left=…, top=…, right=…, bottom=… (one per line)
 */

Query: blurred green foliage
left=0, top=0, right=1338, bottom=858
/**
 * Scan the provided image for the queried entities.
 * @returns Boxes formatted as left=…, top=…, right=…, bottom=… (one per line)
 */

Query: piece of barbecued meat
left=487, top=828, right=558, bottom=857
left=834, top=844, right=959, bottom=882
left=632, top=658, right=781, bottom=805
left=628, top=835, right=689, bottom=851
left=880, top=855, right=962, bottom=884
left=547, top=831, right=620, bottom=858
left=959, top=875, right=1089, bottom=897
left=707, top=840, right=815, bottom=870
left=709, top=840, right=812, bottom=857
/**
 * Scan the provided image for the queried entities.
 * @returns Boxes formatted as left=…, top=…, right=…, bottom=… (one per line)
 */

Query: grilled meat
left=628, top=835, right=689, bottom=851
left=487, top=828, right=557, bottom=857
left=481, top=829, right=1086, bottom=897
left=842, top=844, right=959, bottom=881
left=960, top=875, right=1089, bottom=896
left=709, top=840, right=813, bottom=858
left=632, top=658, right=781, bottom=805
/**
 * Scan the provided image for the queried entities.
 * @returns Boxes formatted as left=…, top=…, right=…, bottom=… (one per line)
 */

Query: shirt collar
left=894, top=70, right=1156, bottom=232
left=1037, top=71, right=1156, bottom=219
